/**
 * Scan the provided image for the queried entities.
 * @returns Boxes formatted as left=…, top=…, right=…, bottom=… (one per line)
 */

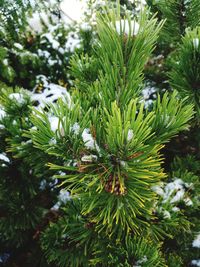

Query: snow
left=128, top=0, right=146, bottom=3
left=3, top=59, right=8, bottom=65
left=28, top=12, right=51, bottom=33
left=152, top=178, right=193, bottom=217
left=127, top=129, right=134, bottom=141
left=65, top=32, right=81, bottom=53
left=48, top=115, right=65, bottom=136
left=142, top=84, right=156, bottom=107
left=184, top=197, right=193, bottom=206
left=49, top=178, right=58, bottom=189
left=9, top=93, right=25, bottom=104
left=48, top=116, right=59, bottom=132
left=58, top=171, right=66, bottom=176
left=49, top=137, right=57, bottom=145
left=152, top=184, right=164, bottom=196
left=193, top=38, right=199, bottom=49
left=156, top=178, right=190, bottom=204
left=37, top=49, right=51, bottom=58
left=39, top=179, right=47, bottom=190
left=58, top=47, right=65, bottom=54
left=81, top=154, right=98, bottom=162
left=60, top=0, right=88, bottom=24
left=157, top=206, right=172, bottom=219
left=35, top=74, right=48, bottom=87
left=163, top=210, right=171, bottom=219
left=170, top=189, right=185, bottom=203
left=193, top=234, right=200, bottom=248
left=172, top=206, right=180, bottom=212
left=14, top=43, right=23, bottom=50
left=192, top=260, right=200, bottom=267
left=0, top=108, right=6, bottom=119
left=31, top=81, right=71, bottom=108
left=82, top=128, right=100, bottom=152
left=30, top=125, right=37, bottom=131
left=80, top=22, right=92, bottom=31
left=70, top=122, right=80, bottom=135
left=60, top=0, right=106, bottom=26
left=133, top=256, right=148, bottom=267
left=120, top=160, right=126, bottom=167
left=59, top=190, right=70, bottom=202
left=115, top=20, right=140, bottom=36
left=0, top=253, right=10, bottom=264
left=0, top=153, right=10, bottom=163
left=142, top=85, right=156, bottom=100
left=41, top=33, right=60, bottom=50
left=48, top=58, right=58, bottom=66
left=51, top=189, right=70, bottom=210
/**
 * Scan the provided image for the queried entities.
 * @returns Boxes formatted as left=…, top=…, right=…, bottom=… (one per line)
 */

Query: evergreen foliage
left=41, top=199, right=166, bottom=267
left=0, top=1, right=200, bottom=266
left=27, top=3, right=196, bottom=266
left=170, top=27, right=200, bottom=118
left=0, top=0, right=32, bottom=43
left=147, top=0, right=200, bottom=44
left=0, top=85, right=58, bottom=264
left=144, top=1, right=200, bottom=266
left=0, top=0, right=93, bottom=89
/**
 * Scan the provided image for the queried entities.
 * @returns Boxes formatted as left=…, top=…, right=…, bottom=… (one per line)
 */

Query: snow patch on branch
left=32, top=77, right=71, bottom=108
left=82, top=128, right=100, bottom=153
left=81, top=154, right=98, bottom=162
left=49, top=137, right=57, bottom=145
left=41, top=32, right=60, bottom=50
left=133, top=255, right=148, bottom=267
left=193, top=234, right=200, bottom=248
left=39, top=179, right=47, bottom=190
left=13, top=43, right=23, bottom=50
left=0, top=153, right=10, bottom=163
left=51, top=189, right=70, bottom=210
left=48, top=116, right=59, bottom=132
left=115, top=19, right=139, bottom=36
left=65, top=32, right=81, bottom=53
left=193, top=38, right=199, bottom=49
left=192, top=259, right=200, bottom=267
left=0, top=253, right=10, bottom=264
left=70, top=122, right=80, bottom=135
left=127, top=129, right=134, bottom=141
left=153, top=178, right=193, bottom=205
left=0, top=107, right=6, bottom=120
left=152, top=177, right=194, bottom=220
left=28, top=11, right=57, bottom=33
left=9, top=93, right=25, bottom=105
left=142, top=83, right=157, bottom=108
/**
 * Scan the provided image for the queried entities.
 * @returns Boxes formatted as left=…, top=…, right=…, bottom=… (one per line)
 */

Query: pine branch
left=169, top=27, right=200, bottom=120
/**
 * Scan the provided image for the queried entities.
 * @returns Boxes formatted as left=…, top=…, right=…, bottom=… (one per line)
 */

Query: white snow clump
left=127, top=129, right=134, bottom=141
left=82, top=128, right=100, bottom=152
left=0, top=153, right=10, bottom=163
left=193, top=234, right=200, bottom=248
left=115, top=19, right=139, bottom=36
left=9, top=93, right=25, bottom=105
left=191, top=259, right=200, bottom=267
left=193, top=38, right=199, bottom=49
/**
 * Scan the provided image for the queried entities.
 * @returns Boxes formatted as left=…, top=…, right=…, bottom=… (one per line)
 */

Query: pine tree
left=27, top=3, right=195, bottom=266
left=0, top=0, right=94, bottom=89
left=1, top=0, right=200, bottom=266
left=143, top=0, right=200, bottom=266
left=0, top=1, right=101, bottom=265
left=0, top=84, right=59, bottom=266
